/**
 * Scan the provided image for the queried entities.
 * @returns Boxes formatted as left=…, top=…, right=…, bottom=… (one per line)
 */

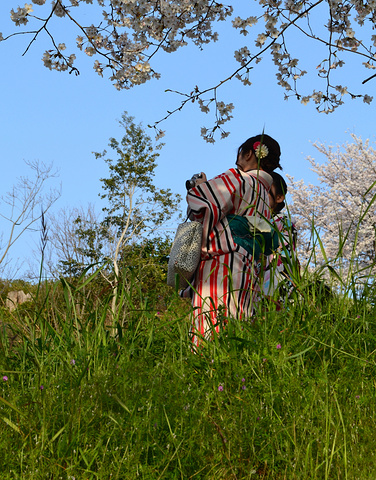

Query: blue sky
left=1, top=1, right=376, bottom=277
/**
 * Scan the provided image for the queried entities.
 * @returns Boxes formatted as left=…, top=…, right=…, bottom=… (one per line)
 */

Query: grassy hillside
left=1, top=270, right=375, bottom=479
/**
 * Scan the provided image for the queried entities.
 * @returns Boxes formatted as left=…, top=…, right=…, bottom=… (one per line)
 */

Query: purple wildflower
left=218, top=385, right=223, bottom=392
left=40, top=385, right=44, bottom=390
left=241, top=378, right=245, bottom=382
left=70, top=359, right=76, bottom=365
left=3, top=376, right=8, bottom=381
left=276, top=344, right=282, bottom=350
left=242, top=385, right=246, bottom=390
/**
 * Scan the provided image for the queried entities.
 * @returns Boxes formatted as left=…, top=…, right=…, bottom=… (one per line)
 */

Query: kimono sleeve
left=186, top=168, right=241, bottom=246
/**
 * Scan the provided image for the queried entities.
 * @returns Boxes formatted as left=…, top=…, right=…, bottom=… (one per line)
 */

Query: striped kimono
left=182, top=167, right=272, bottom=345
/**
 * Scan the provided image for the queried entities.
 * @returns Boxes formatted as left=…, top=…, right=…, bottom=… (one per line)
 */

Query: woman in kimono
left=182, top=134, right=282, bottom=345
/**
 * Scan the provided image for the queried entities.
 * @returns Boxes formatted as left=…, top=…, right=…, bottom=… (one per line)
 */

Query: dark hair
left=270, top=171, right=287, bottom=214
left=237, top=134, right=282, bottom=173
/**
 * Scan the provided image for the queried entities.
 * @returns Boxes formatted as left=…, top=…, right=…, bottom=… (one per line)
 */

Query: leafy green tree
left=96, top=112, right=180, bottom=246
left=93, top=112, right=181, bottom=283
left=49, top=113, right=181, bottom=312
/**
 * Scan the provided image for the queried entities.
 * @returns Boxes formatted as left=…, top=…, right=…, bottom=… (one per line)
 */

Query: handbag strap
left=184, top=209, right=193, bottom=223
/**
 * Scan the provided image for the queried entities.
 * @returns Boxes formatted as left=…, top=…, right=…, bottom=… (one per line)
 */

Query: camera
left=185, top=173, right=203, bottom=190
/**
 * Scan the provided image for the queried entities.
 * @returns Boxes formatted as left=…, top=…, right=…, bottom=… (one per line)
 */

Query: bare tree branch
left=0, top=160, right=60, bottom=276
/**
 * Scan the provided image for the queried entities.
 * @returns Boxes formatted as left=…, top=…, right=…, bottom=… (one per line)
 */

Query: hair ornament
left=253, top=141, right=269, bottom=160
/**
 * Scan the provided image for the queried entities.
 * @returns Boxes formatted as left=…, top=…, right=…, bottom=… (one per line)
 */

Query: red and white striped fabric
left=182, top=167, right=272, bottom=345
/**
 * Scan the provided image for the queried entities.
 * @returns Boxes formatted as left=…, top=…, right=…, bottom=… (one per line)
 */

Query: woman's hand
left=195, top=172, right=207, bottom=186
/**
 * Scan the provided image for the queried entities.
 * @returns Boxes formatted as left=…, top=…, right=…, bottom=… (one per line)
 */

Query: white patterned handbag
left=167, top=220, right=203, bottom=289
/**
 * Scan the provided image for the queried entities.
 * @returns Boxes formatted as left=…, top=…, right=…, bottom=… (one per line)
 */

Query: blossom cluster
left=43, top=50, right=77, bottom=73
left=200, top=100, right=234, bottom=143
left=10, top=3, right=33, bottom=26
left=288, top=134, right=376, bottom=283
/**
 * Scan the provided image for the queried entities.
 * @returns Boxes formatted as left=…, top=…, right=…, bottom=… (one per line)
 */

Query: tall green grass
left=0, top=257, right=376, bottom=479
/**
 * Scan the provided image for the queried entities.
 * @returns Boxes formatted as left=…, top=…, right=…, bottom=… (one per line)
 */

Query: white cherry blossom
left=10, top=4, right=33, bottom=26
left=288, top=134, right=376, bottom=284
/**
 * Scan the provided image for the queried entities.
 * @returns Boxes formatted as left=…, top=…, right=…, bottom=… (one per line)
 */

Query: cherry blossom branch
left=22, top=3, right=57, bottom=56
left=3, top=0, right=376, bottom=141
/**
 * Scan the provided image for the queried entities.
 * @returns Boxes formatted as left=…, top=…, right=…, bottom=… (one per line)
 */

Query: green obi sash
left=227, top=214, right=279, bottom=259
